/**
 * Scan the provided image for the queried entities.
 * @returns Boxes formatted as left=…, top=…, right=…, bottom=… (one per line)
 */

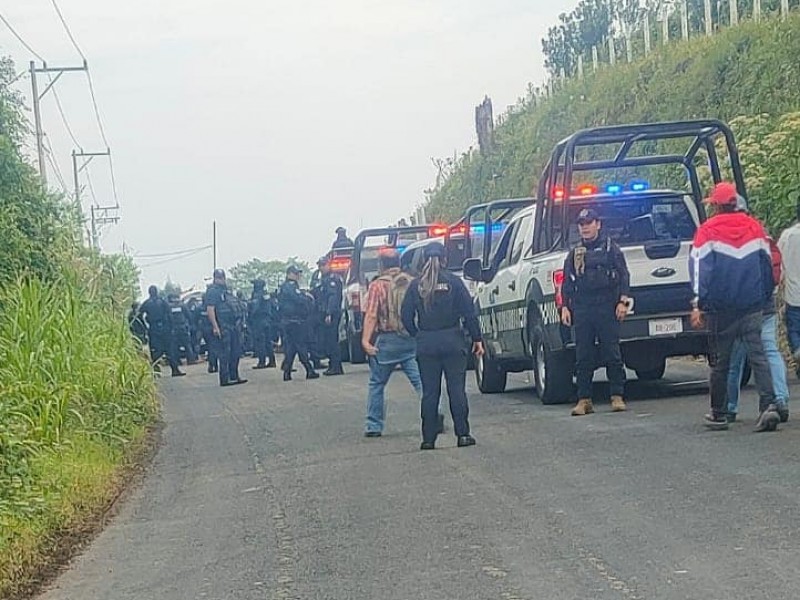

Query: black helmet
left=423, top=242, right=446, bottom=260
left=252, top=278, right=266, bottom=289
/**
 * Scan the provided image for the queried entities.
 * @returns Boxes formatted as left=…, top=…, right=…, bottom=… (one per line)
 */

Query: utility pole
left=213, top=221, right=217, bottom=271
left=72, top=149, right=119, bottom=250
left=30, top=60, right=88, bottom=186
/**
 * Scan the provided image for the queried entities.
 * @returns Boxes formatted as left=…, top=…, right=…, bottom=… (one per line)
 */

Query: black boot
left=266, top=359, right=277, bottom=369
left=283, top=371, right=292, bottom=382
left=172, top=369, right=186, bottom=377
left=306, top=369, right=320, bottom=380
left=253, top=363, right=267, bottom=370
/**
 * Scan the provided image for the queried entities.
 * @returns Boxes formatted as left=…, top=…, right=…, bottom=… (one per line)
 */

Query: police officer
left=249, top=278, right=276, bottom=369
left=318, top=256, right=345, bottom=376
left=199, top=291, right=219, bottom=373
left=400, top=242, right=484, bottom=450
left=206, top=269, right=248, bottom=387
left=167, top=293, right=197, bottom=367
left=139, top=285, right=184, bottom=377
left=561, top=208, right=631, bottom=416
left=185, top=297, right=202, bottom=359
left=278, top=265, right=320, bottom=381
left=308, top=263, right=327, bottom=370
left=332, top=227, right=354, bottom=249
left=128, top=301, right=147, bottom=346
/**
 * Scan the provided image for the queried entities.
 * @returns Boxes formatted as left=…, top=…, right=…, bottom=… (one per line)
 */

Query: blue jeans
left=365, top=333, right=423, bottom=433
left=727, top=313, right=789, bottom=415
left=785, top=305, right=800, bottom=356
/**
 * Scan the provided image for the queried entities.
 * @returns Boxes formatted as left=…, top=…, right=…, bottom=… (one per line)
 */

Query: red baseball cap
left=706, top=182, right=738, bottom=206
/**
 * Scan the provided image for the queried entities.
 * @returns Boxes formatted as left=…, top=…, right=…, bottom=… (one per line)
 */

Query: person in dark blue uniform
left=249, top=278, right=276, bottom=369
left=332, top=227, right=354, bottom=250
left=199, top=291, right=218, bottom=373
left=206, top=269, right=248, bottom=387
left=278, top=265, right=320, bottom=381
left=308, top=263, right=327, bottom=370
left=128, top=302, right=147, bottom=346
left=561, top=208, right=631, bottom=416
left=318, top=256, right=344, bottom=376
left=139, top=285, right=184, bottom=377
left=401, top=242, right=484, bottom=450
left=167, top=293, right=197, bottom=368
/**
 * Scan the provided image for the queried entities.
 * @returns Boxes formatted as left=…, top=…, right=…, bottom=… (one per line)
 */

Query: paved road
left=40, top=358, right=800, bottom=600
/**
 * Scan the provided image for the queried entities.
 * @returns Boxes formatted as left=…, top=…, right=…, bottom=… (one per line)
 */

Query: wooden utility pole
left=474, top=96, right=495, bottom=156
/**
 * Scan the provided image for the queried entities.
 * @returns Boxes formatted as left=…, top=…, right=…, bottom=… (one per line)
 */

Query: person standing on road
left=206, top=269, right=248, bottom=387
left=561, top=208, right=630, bottom=416
left=167, top=293, right=197, bottom=368
left=727, top=236, right=790, bottom=423
left=318, top=256, right=345, bottom=376
left=278, top=265, right=320, bottom=381
left=690, top=182, right=779, bottom=432
left=401, top=242, right=484, bottom=451
left=778, top=199, right=800, bottom=378
left=128, top=301, right=147, bottom=346
left=361, top=249, right=423, bottom=437
left=199, top=291, right=219, bottom=373
left=249, top=278, right=274, bottom=370
left=139, top=285, right=184, bottom=377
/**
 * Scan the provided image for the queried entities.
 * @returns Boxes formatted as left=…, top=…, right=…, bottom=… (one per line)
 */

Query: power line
left=85, top=70, right=110, bottom=147
left=85, top=166, right=98, bottom=206
left=49, top=0, right=86, bottom=60
left=43, top=136, right=67, bottom=193
left=136, top=245, right=214, bottom=259
left=138, top=247, right=213, bottom=268
left=48, top=75, right=81, bottom=147
left=0, top=11, right=45, bottom=62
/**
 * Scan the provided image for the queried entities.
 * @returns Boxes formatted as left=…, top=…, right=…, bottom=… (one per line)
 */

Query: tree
left=227, top=257, right=312, bottom=295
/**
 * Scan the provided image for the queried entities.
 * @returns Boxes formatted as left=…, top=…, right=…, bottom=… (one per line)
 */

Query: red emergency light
left=429, top=224, right=449, bottom=237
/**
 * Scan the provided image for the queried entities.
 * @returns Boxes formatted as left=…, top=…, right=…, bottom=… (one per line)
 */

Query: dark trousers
left=149, top=329, right=179, bottom=372
left=252, top=324, right=270, bottom=366
left=202, top=325, right=218, bottom=371
left=170, top=328, right=197, bottom=365
left=418, top=351, right=470, bottom=443
left=785, top=305, right=800, bottom=355
left=211, top=326, right=242, bottom=385
left=323, top=317, right=342, bottom=370
left=573, top=304, right=626, bottom=399
left=708, top=310, right=775, bottom=415
left=283, top=321, right=313, bottom=374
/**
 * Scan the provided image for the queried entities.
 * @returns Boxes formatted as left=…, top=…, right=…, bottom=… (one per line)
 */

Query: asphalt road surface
left=39, top=358, right=800, bottom=600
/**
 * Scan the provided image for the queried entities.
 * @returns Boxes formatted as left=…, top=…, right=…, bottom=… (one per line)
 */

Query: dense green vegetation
left=427, top=16, right=800, bottom=235
left=0, top=58, right=155, bottom=596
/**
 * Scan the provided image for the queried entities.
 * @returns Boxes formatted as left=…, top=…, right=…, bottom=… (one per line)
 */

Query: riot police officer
left=278, top=265, right=320, bottom=381
left=400, top=242, right=484, bottom=450
left=199, top=291, right=218, bottom=373
left=560, top=208, right=631, bottom=416
left=249, top=278, right=276, bottom=369
left=332, top=227, right=354, bottom=249
left=206, top=269, right=248, bottom=387
left=318, top=256, right=344, bottom=376
left=308, top=262, right=327, bottom=370
left=167, top=293, right=197, bottom=368
left=128, top=302, right=147, bottom=346
left=139, top=285, right=184, bottom=377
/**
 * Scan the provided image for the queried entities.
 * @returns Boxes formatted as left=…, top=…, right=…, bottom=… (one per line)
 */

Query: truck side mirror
left=463, top=258, right=484, bottom=282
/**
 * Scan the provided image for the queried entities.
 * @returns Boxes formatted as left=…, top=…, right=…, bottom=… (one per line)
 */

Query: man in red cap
left=690, top=182, right=780, bottom=432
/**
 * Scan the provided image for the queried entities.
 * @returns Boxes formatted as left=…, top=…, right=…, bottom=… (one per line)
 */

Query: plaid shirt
left=364, top=268, right=401, bottom=334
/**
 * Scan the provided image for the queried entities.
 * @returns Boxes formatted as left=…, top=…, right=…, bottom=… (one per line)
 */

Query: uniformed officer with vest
left=401, top=242, right=484, bottom=450
left=206, top=269, right=248, bottom=387
left=278, top=265, right=320, bottom=381
left=561, top=208, right=631, bottom=416
left=199, top=291, right=218, bottom=373
left=139, top=285, right=184, bottom=377
left=249, top=278, right=277, bottom=369
left=318, top=256, right=344, bottom=376
left=167, top=293, right=197, bottom=367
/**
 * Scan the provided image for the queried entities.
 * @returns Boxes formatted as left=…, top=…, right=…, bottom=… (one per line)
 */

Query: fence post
left=704, top=0, right=713, bottom=35
left=660, top=6, right=669, bottom=45
left=644, top=12, right=651, bottom=55
left=681, top=0, right=690, bottom=41
left=608, top=36, right=616, bottom=66
left=625, top=33, right=632, bottom=63
left=592, top=45, right=599, bottom=71
left=781, top=0, right=789, bottom=18
left=754, top=0, right=761, bottom=22
left=577, top=54, right=584, bottom=77
left=730, top=0, right=739, bottom=25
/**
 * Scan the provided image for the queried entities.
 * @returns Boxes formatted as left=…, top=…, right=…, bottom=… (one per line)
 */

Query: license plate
left=648, top=318, right=683, bottom=336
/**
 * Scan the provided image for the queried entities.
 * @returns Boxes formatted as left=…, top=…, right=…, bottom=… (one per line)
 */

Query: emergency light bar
left=551, top=180, right=651, bottom=199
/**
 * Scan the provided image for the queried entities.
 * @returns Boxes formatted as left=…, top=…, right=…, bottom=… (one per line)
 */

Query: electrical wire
left=0, top=11, right=46, bottom=62
left=42, top=135, right=68, bottom=193
left=137, top=247, right=212, bottom=268
left=48, top=75, right=81, bottom=147
left=136, top=245, right=214, bottom=259
left=85, top=166, right=98, bottom=206
left=49, top=0, right=86, bottom=60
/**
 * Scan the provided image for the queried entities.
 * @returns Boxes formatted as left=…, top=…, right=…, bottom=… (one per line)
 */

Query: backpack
left=769, top=237, right=782, bottom=285
left=378, top=271, right=414, bottom=335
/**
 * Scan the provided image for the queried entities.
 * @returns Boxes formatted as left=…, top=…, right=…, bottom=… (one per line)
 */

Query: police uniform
left=199, top=292, right=219, bottom=373
left=168, top=295, right=196, bottom=369
left=128, top=303, right=147, bottom=345
left=400, top=242, right=481, bottom=450
left=319, top=260, right=345, bottom=376
left=278, top=266, right=320, bottom=381
left=561, top=208, right=630, bottom=415
left=139, top=287, right=182, bottom=376
left=332, top=227, right=354, bottom=250
left=206, top=270, right=247, bottom=387
left=249, top=279, right=276, bottom=369
left=309, top=268, right=326, bottom=369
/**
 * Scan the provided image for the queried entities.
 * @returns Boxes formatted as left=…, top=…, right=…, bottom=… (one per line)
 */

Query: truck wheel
left=635, top=360, right=666, bottom=381
left=533, top=335, right=574, bottom=405
left=348, top=329, right=366, bottom=364
left=475, top=350, right=507, bottom=394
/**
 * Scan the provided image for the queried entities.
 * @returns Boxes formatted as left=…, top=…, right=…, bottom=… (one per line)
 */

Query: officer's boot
left=611, top=395, right=627, bottom=412
left=266, top=357, right=277, bottom=368
left=283, top=370, right=292, bottom=382
left=571, top=398, right=594, bottom=416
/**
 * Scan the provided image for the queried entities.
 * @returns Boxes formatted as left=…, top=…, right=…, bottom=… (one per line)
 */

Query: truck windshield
left=566, top=195, right=698, bottom=248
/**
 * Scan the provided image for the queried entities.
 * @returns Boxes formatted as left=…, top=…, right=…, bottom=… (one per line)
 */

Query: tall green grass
left=0, top=272, right=157, bottom=596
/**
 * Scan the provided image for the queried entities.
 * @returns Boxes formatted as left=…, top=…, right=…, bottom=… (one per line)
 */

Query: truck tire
left=348, top=329, right=366, bottom=364
left=475, top=350, right=507, bottom=394
left=533, top=333, right=574, bottom=405
left=635, top=359, right=667, bottom=381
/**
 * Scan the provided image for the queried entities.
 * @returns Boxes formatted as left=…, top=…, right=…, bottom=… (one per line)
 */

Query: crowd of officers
left=128, top=256, right=346, bottom=387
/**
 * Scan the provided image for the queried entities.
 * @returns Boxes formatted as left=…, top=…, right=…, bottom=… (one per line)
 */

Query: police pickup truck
left=463, top=119, right=749, bottom=404
left=341, top=225, right=448, bottom=363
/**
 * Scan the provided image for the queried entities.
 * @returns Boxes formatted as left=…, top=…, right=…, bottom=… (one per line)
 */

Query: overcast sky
left=2, top=0, right=573, bottom=294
